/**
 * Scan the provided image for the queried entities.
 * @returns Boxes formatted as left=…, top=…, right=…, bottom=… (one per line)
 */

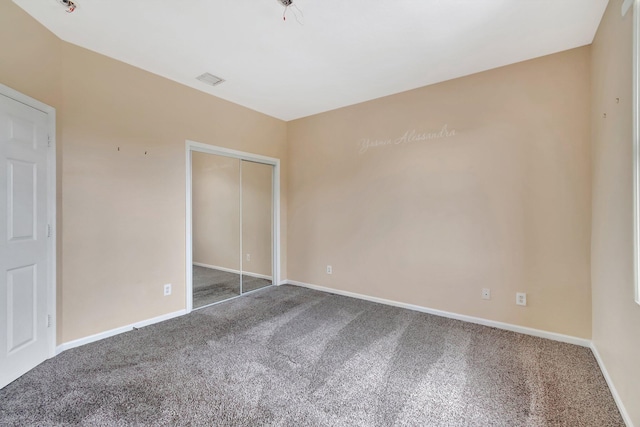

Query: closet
left=190, top=150, right=274, bottom=309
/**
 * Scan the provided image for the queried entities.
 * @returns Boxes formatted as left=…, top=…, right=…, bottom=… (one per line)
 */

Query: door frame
left=185, top=140, right=281, bottom=313
left=0, top=83, right=57, bottom=358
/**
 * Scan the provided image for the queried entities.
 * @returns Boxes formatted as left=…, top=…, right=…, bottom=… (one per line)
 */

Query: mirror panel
left=192, top=152, right=241, bottom=308
left=241, top=160, right=273, bottom=293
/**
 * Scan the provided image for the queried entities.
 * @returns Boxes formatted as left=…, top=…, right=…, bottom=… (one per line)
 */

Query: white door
left=0, top=93, right=52, bottom=388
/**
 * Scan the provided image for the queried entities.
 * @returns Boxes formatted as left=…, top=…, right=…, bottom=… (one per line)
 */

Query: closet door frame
left=185, top=140, right=280, bottom=313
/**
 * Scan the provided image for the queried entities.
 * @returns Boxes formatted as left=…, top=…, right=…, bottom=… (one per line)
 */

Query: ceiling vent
left=196, top=73, right=225, bottom=87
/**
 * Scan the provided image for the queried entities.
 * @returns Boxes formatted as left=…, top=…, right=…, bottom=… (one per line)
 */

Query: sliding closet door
left=192, top=152, right=241, bottom=308
left=241, top=160, right=273, bottom=293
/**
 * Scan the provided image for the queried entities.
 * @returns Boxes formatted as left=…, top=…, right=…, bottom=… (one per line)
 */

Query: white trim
left=0, top=84, right=53, bottom=114
left=623, top=0, right=634, bottom=17
left=55, top=309, right=187, bottom=355
left=285, top=280, right=591, bottom=347
left=632, top=0, right=640, bottom=306
left=187, top=140, right=280, bottom=165
left=633, top=0, right=640, bottom=305
left=590, top=343, right=635, bottom=427
left=185, top=147, right=193, bottom=312
left=47, top=109, right=56, bottom=359
left=273, top=159, right=281, bottom=290
left=0, top=83, right=57, bottom=358
left=185, top=140, right=281, bottom=313
left=239, top=160, right=243, bottom=294
left=193, top=262, right=272, bottom=281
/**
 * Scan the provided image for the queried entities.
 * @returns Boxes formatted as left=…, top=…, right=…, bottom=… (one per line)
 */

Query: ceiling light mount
left=58, top=0, right=77, bottom=13
left=276, top=0, right=303, bottom=23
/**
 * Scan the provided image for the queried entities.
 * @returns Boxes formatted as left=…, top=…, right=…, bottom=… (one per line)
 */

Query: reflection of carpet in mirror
left=192, top=265, right=272, bottom=308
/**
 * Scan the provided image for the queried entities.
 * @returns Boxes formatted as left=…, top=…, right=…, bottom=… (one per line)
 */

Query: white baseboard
left=285, top=280, right=591, bottom=348
left=590, top=343, right=634, bottom=427
left=56, top=309, right=187, bottom=355
left=193, top=262, right=272, bottom=281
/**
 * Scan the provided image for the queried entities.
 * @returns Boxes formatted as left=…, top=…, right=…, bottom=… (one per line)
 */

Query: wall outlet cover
left=516, top=292, right=527, bottom=306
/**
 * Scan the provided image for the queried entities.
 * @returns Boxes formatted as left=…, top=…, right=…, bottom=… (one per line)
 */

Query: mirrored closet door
left=191, top=152, right=274, bottom=310
left=240, top=160, right=273, bottom=293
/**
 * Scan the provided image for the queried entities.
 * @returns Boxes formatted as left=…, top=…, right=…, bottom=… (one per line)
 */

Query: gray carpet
left=193, top=265, right=272, bottom=308
left=0, top=285, right=624, bottom=426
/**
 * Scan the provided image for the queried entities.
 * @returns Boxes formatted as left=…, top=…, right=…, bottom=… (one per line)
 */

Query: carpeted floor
left=0, top=285, right=624, bottom=426
left=192, top=265, right=272, bottom=308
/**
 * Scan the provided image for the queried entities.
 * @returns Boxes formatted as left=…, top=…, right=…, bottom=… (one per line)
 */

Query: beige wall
left=0, top=3, right=60, bottom=108
left=288, top=46, right=593, bottom=338
left=0, top=1, right=287, bottom=343
left=591, top=1, right=640, bottom=424
left=59, top=43, right=287, bottom=342
left=192, top=153, right=241, bottom=271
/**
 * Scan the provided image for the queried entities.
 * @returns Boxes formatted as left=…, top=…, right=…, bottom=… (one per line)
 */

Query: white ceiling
left=14, top=0, right=608, bottom=121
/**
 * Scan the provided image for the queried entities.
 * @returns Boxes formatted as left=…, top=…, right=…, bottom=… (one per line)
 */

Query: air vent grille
left=196, top=73, right=225, bottom=87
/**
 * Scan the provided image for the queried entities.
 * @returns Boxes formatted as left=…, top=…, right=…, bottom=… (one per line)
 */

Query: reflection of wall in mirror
left=192, top=153, right=272, bottom=277
left=242, top=161, right=273, bottom=278
left=192, top=152, right=241, bottom=272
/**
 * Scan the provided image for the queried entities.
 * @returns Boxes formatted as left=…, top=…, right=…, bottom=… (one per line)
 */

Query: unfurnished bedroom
left=0, top=0, right=639, bottom=426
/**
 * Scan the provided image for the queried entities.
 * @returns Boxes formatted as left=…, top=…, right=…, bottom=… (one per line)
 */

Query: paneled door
left=0, top=92, right=52, bottom=388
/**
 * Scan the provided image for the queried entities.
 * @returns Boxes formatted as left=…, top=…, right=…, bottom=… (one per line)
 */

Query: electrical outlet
left=164, top=283, right=172, bottom=296
left=516, top=292, right=527, bottom=306
left=326, top=265, right=332, bottom=275
left=481, top=288, right=491, bottom=300
left=246, top=253, right=251, bottom=262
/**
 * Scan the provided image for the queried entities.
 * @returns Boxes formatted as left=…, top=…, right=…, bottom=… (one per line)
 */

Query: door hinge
left=47, top=134, right=51, bottom=147
left=47, top=224, right=52, bottom=238
left=47, top=314, right=53, bottom=328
